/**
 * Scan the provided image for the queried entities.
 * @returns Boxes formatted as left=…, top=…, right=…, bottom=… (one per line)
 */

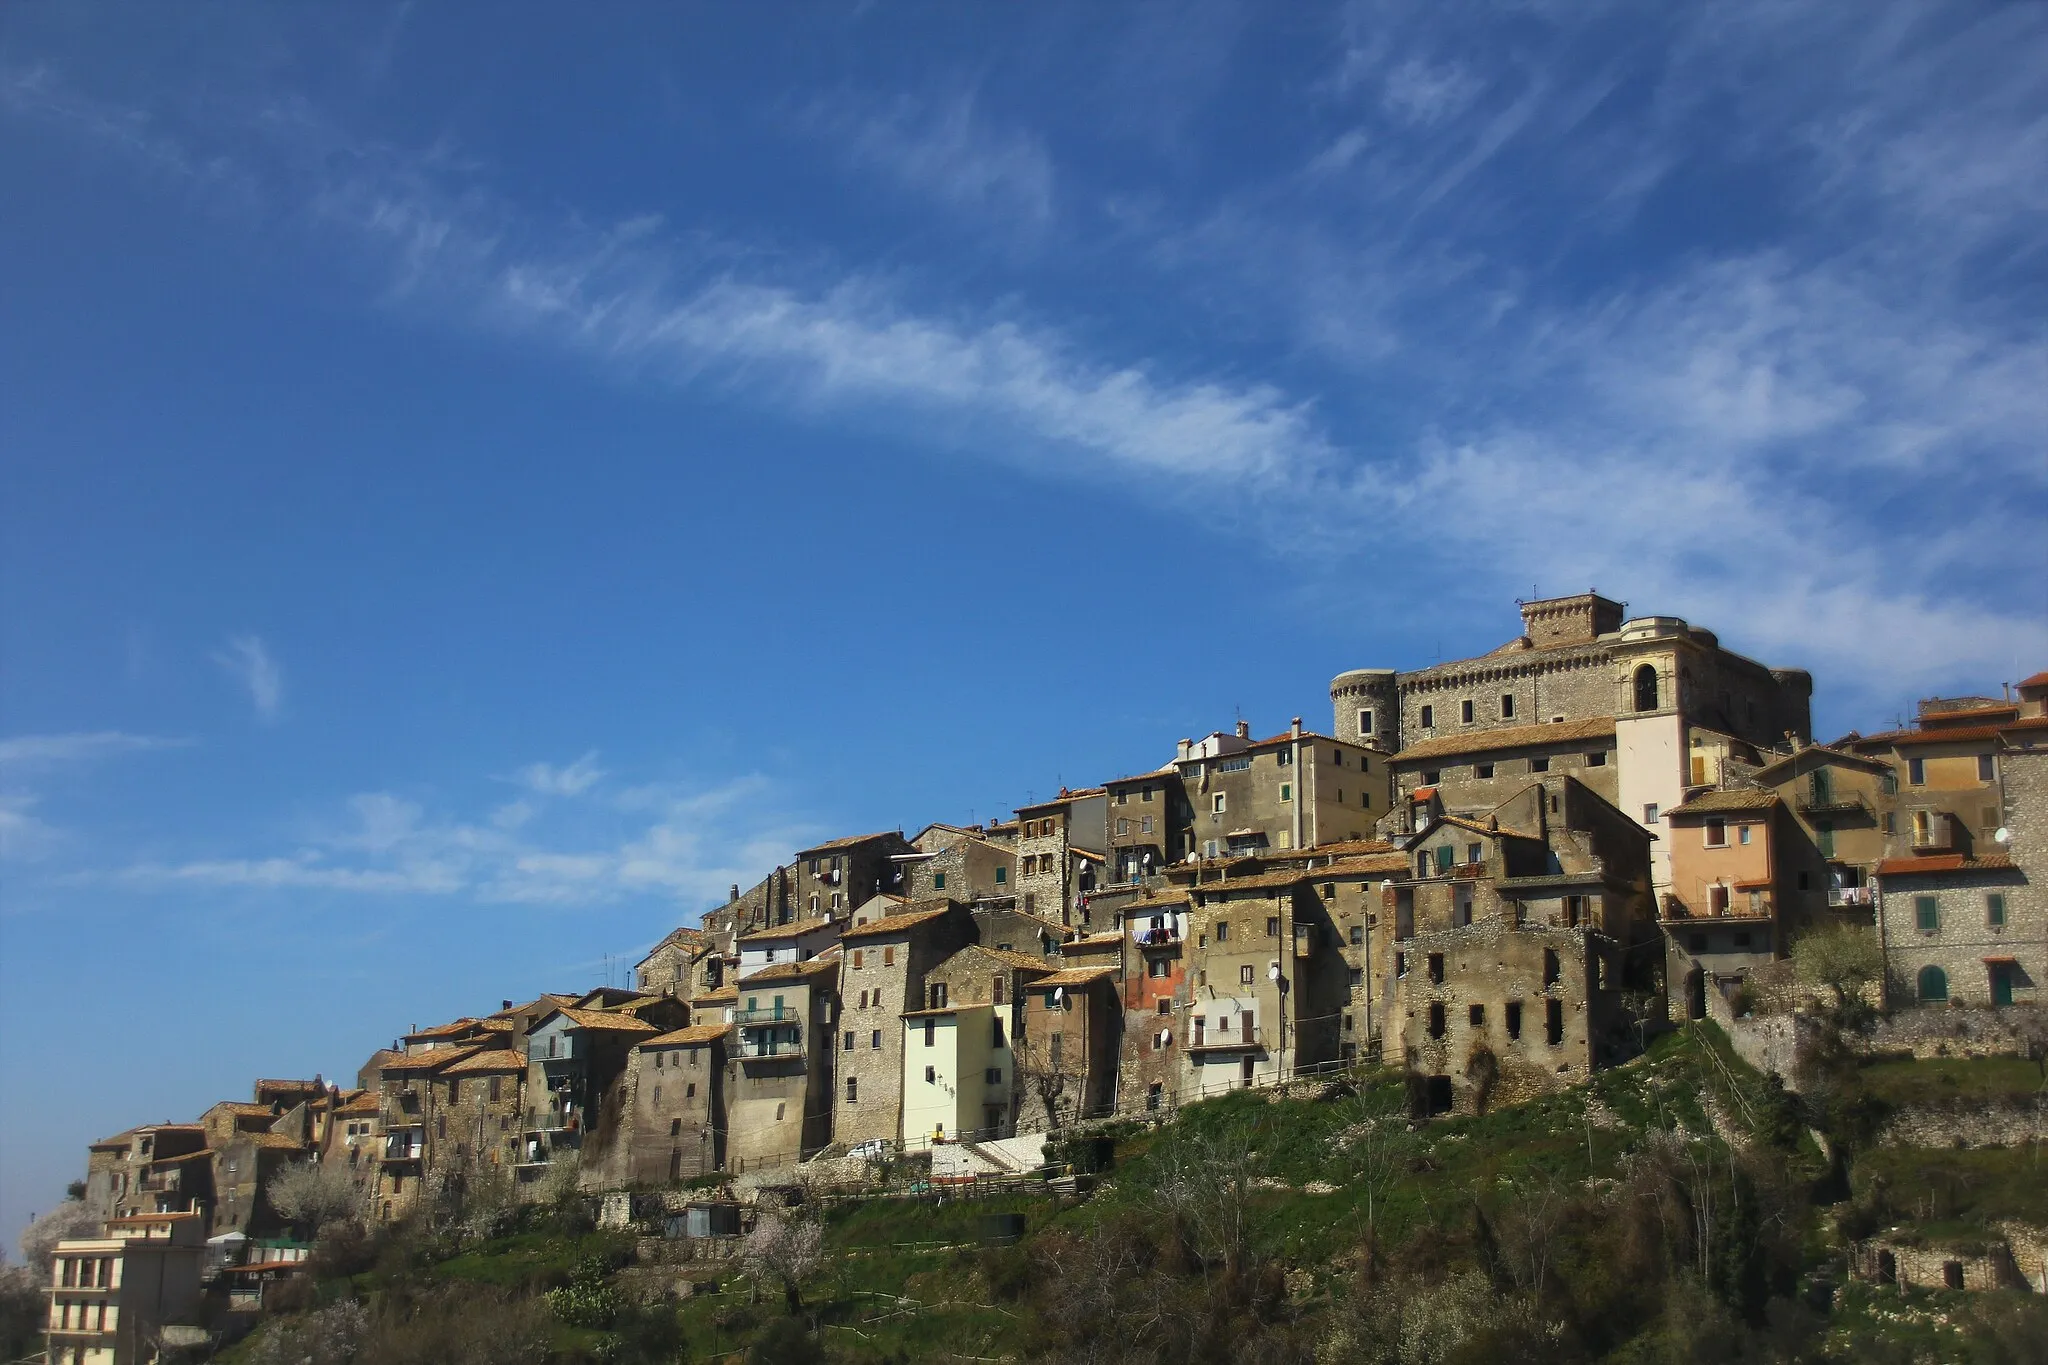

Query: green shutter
left=934, top=872, right=946, bottom=890
left=1915, top=896, right=1939, bottom=933
left=1987, top=894, right=2006, bottom=927
left=1435, top=846, right=1453, bottom=874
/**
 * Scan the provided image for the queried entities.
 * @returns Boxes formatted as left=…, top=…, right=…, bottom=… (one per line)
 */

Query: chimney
left=729, top=883, right=740, bottom=903
left=502, top=999, right=513, bottom=1011
left=1235, top=719, right=1250, bottom=740
left=1291, top=716, right=1303, bottom=738
left=1176, top=738, right=1192, bottom=762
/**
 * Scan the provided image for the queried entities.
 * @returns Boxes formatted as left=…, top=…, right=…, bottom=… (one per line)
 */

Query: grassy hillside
left=220, top=1025, right=2047, bottom=1365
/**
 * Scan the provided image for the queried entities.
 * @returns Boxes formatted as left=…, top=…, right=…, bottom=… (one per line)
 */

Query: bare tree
left=740, top=1202, right=825, bottom=1315
left=17, top=1201, right=100, bottom=1276
left=1344, top=1110, right=1415, bottom=1258
left=1149, top=1117, right=1261, bottom=1281
left=1012, top=1030, right=1071, bottom=1132
left=269, top=1158, right=365, bottom=1236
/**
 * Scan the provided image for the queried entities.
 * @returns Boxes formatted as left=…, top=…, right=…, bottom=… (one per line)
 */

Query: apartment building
left=1014, top=787, right=1108, bottom=925
left=44, top=1213, right=206, bottom=1365
left=833, top=899, right=977, bottom=1147
left=726, top=953, right=841, bottom=1171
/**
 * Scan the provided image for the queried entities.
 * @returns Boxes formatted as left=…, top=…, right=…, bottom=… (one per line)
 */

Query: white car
left=849, top=1138, right=892, bottom=1161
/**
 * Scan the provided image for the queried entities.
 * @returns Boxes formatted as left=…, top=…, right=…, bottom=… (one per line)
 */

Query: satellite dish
left=1995, top=827, right=2012, bottom=845
left=1268, top=964, right=1282, bottom=982
left=1053, top=987, right=1066, bottom=1007
left=1380, top=879, right=1393, bottom=892
left=1157, top=1029, right=1171, bottom=1048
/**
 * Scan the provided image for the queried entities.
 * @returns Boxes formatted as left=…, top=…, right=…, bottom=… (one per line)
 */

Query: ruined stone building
left=1335, top=593, right=1813, bottom=893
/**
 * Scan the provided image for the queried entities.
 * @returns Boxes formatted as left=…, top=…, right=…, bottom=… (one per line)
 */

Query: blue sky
left=2, top=2, right=2044, bottom=1240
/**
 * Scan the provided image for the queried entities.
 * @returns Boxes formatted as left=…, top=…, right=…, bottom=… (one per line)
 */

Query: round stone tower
left=1330, top=668, right=1399, bottom=752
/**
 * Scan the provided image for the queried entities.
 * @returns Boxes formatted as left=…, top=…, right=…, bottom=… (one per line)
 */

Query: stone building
left=371, top=1045, right=476, bottom=1220
left=44, top=1211, right=207, bottom=1365
left=832, top=899, right=977, bottom=1146
left=434, top=1048, right=527, bottom=1182
left=734, top=916, right=840, bottom=973
left=635, top=925, right=709, bottom=999
left=725, top=954, right=840, bottom=1171
left=621, top=1023, right=727, bottom=1183
left=1660, top=789, right=1789, bottom=1019
left=323, top=1090, right=382, bottom=1214
left=902, top=944, right=1054, bottom=1142
left=1385, top=774, right=1656, bottom=1114
left=1175, top=719, right=1384, bottom=860
left=1872, top=676, right=2047, bottom=1012
left=793, top=831, right=916, bottom=920
left=83, top=1126, right=208, bottom=1225
left=1016, top=965, right=1121, bottom=1127
left=1014, top=788, right=1108, bottom=925
left=1103, top=767, right=1190, bottom=888
left=1114, top=887, right=1191, bottom=1114
left=900, top=824, right=1018, bottom=903
left=520, top=998, right=684, bottom=1189
left=1336, top=593, right=1813, bottom=893
left=1743, top=744, right=1896, bottom=917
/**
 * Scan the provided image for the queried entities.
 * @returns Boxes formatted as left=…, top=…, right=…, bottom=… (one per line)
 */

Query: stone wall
left=1876, top=1098, right=2047, bottom=1149
left=1850, top=1237, right=2026, bottom=1292
left=1860, top=1003, right=2048, bottom=1059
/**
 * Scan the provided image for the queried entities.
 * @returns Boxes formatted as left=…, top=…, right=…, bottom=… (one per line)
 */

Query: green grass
left=1853, top=1144, right=2048, bottom=1228
left=1857, top=1054, right=2048, bottom=1108
left=428, top=1229, right=634, bottom=1291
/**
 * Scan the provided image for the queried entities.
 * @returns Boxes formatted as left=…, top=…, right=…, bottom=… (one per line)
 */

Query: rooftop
left=1876, top=854, right=2016, bottom=877
left=736, top=954, right=842, bottom=986
left=737, top=916, right=836, bottom=944
left=442, top=1049, right=527, bottom=1075
left=1031, top=965, right=1119, bottom=989
left=797, top=831, right=900, bottom=854
left=1394, top=716, right=1617, bottom=763
left=549, top=1007, right=659, bottom=1034
left=641, top=1023, right=731, bottom=1048
left=1667, top=790, right=1781, bottom=816
left=839, top=905, right=954, bottom=940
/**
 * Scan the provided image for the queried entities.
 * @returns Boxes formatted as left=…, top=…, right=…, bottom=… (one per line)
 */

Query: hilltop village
left=62, top=595, right=2048, bottom=1277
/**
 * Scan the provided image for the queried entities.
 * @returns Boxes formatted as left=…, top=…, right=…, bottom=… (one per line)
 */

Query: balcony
left=1828, top=885, right=1875, bottom=907
left=736, top=1030, right=805, bottom=1061
left=1795, top=793, right=1871, bottom=819
left=1188, top=1026, right=1267, bottom=1053
left=381, top=1131, right=423, bottom=1163
left=733, top=1005, right=800, bottom=1026
left=1131, top=926, right=1182, bottom=948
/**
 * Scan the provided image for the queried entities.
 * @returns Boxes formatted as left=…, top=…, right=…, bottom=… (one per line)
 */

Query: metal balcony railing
left=732, top=1005, right=797, bottom=1025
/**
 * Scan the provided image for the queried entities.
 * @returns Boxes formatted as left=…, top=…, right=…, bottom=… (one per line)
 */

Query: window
left=1142, top=785, right=1155, bottom=802
left=1908, top=757, right=1926, bottom=786
left=853, top=949, right=864, bottom=968
left=1643, top=803, right=1660, bottom=824
left=871, top=1029, right=882, bottom=1048
left=1466, top=843, right=1482, bottom=865
left=1421, top=769, right=1440, bottom=785
left=923, top=1019, right=936, bottom=1046
left=1708, top=884, right=1729, bottom=915
left=1277, top=748, right=1293, bottom=766
left=1915, top=895, right=1939, bottom=933
left=1917, top=965, right=1948, bottom=1002
left=1913, top=810, right=1932, bottom=844
left=1348, top=968, right=1364, bottom=990
left=1358, top=708, right=1374, bottom=735
left=1216, top=921, right=1230, bottom=942
left=1882, top=771, right=1899, bottom=794
left=1266, top=916, right=1280, bottom=937
left=1428, top=1003, right=1446, bottom=1038
left=488, top=1076, right=501, bottom=1102
left=1212, top=794, right=1227, bottom=814
left=985, top=1067, right=1003, bottom=1085
left=686, top=1083, right=696, bottom=1098
left=1545, top=999, right=1564, bottom=1045
left=1469, top=1004, right=1485, bottom=1027
left=1530, top=757, right=1550, bottom=773
left=1428, top=954, right=1444, bottom=984
left=1141, top=814, right=1154, bottom=833
left=929, top=982, right=948, bottom=1008
left=1475, top=763, right=1494, bottom=779
left=1500, top=694, right=1515, bottom=719
left=1158, top=997, right=1171, bottom=1014
left=883, top=947, right=895, bottom=967
left=1435, top=845, right=1454, bottom=875
left=1461, top=699, right=1475, bottom=723
left=1542, top=948, right=1560, bottom=988
left=844, top=1031, right=855, bottom=1051
left=1148, top=957, right=1169, bottom=979
left=1395, top=952, right=1407, bottom=977
left=1705, top=819, right=1727, bottom=847
left=1239, top=964, right=1255, bottom=984
left=1738, top=825, right=1752, bottom=846
left=994, top=865, right=1007, bottom=884
left=1587, top=751, right=1607, bottom=767
left=924, top=1066, right=936, bottom=1084
left=1280, top=783, right=1292, bottom=802
left=1350, top=924, right=1364, bottom=945
left=1420, top=704, right=1435, bottom=728
left=933, top=872, right=946, bottom=890
left=654, top=1051, right=665, bottom=1070
left=1116, top=817, right=1130, bottom=836
left=670, top=1118, right=682, bottom=1136
left=1988, top=893, right=2007, bottom=927
left=1978, top=754, right=1996, bottom=781
left=1505, top=1002, right=1522, bottom=1039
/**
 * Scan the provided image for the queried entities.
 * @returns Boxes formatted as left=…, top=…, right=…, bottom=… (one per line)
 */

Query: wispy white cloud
left=0, top=794, right=58, bottom=862
left=813, top=89, right=1056, bottom=230
left=511, top=752, right=607, bottom=797
left=212, top=635, right=283, bottom=723
left=0, top=732, right=191, bottom=769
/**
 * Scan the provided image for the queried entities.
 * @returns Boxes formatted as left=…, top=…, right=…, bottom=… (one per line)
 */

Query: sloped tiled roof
left=737, top=955, right=842, bottom=986
left=1031, top=965, right=1119, bottom=989
left=1668, top=790, right=1781, bottom=816
left=443, top=1049, right=528, bottom=1074
left=333, top=1093, right=381, bottom=1117
left=641, top=1023, right=731, bottom=1048
left=1877, top=854, right=2014, bottom=876
left=840, top=905, right=953, bottom=940
left=1394, top=716, right=1617, bottom=763
left=692, top=986, right=739, bottom=1006
left=551, top=1007, right=659, bottom=1033
left=737, top=916, right=835, bottom=943
left=380, top=1046, right=481, bottom=1073
left=235, top=1132, right=307, bottom=1152
left=799, top=831, right=899, bottom=853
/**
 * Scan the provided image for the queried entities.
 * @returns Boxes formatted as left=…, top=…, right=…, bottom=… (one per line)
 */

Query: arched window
left=1917, top=965, right=1948, bottom=1002
left=1633, top=663, right=1660, bottom=712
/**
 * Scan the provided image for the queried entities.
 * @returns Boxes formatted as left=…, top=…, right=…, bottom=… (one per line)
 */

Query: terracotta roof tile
left=442, top=1049, right=527, bottom=1075
left=1395, top=716, right=1617, bottom=763
left=379, top=1046, right=481, bottom=1073
left=2018, top=671, right=2048, bottom=690
left=1877, top=854, right=2015, bottom=876
left=333, top=1094, right=381, bottom=1117
left=693, top=986, right=738, bottom=1006
left=551, top=1007, right=659, bottom=1033
left=641, top=1023, right=731, bottom=1048
left=1667, top=790, right=1781, bottom=815
left=737, top=954, right=842, bottom=986
left=840, top=905, right=954, bottom=940
left=235, top=1132, right=307, bottom=1152
left=737, top=916, right=836, bottom=943
left=1031, top=965, right=1119, bottom=989
left=798, top=831, right=900, bottom=853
